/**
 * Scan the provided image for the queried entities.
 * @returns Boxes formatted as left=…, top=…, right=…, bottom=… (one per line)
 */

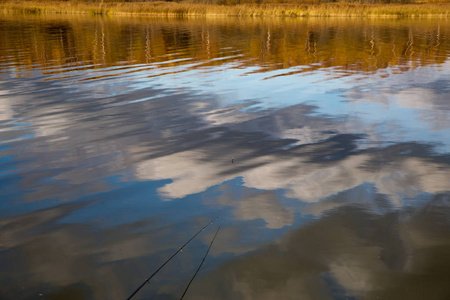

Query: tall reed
left=1, top=1, right=449, bottom=17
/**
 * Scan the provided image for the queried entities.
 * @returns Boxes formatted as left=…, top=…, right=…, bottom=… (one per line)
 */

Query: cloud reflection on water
left=190, top=195, right=450, bottom=300
left=1, top=65, right=450, bottom=299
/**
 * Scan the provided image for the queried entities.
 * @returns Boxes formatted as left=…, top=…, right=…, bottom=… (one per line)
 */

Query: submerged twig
left=126, top=216, right=220, bottom=300
left=180, top=226, right=221, bottom=300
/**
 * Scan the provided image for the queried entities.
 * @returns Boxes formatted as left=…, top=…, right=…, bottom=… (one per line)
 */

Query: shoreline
left=1, top=1, right=449, bottom=17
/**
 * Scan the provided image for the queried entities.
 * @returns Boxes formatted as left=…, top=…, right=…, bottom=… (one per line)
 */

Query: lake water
left=0, top=14, right=449, bottom=300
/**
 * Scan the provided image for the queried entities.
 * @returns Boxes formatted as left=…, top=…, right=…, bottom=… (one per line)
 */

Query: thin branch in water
left=126, top=216, right=220, bottom=300
left=180, top=226, right=221, bottom=300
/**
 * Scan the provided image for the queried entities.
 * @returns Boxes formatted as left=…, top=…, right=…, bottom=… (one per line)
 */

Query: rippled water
left=1, top=14, right=449, bottom=300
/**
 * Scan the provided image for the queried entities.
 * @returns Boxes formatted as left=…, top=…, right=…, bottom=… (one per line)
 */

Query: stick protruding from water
left=180, top=226, right=220, bottom=300
left=126, top=216, right=220, bottom=300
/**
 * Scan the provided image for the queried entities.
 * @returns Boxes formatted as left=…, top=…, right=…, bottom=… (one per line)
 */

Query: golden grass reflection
left=0, top=15, right=448, bottom=81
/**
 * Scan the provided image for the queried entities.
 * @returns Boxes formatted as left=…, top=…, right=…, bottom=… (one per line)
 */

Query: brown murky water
left=0, top=14, right=449, bottom=300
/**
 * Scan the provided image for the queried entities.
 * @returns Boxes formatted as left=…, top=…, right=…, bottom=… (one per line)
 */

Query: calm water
left=0, top=14, right=449, bottom=300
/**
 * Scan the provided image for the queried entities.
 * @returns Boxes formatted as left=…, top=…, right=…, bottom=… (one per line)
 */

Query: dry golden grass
left=0, top=1, right=449, bottom=17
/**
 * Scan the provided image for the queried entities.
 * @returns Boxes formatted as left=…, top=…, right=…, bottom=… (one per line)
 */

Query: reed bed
left=1, top=1, right=449, bottom=17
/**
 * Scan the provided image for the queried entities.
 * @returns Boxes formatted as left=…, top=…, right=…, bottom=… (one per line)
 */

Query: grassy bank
left=1, top=1, right=449, bottom=17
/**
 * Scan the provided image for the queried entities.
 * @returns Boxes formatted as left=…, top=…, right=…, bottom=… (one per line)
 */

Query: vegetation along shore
left=1, top=0, right=449, bottom=17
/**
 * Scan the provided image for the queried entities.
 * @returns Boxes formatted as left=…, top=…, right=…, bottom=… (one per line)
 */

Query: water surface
left=0, top=15, right=449, bottom=300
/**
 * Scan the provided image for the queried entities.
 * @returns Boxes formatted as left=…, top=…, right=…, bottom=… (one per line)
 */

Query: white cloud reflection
left=136, top=147, right=449, bottom=209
